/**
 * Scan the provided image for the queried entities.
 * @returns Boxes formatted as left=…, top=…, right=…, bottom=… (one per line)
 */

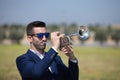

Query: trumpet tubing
left=59, top=25, right=89, bottom=49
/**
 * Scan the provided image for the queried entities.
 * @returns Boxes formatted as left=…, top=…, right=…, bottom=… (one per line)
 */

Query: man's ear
left=27, top=35, right=33, bottom=43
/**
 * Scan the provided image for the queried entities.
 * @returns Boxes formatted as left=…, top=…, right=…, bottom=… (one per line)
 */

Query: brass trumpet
left=60, top=25, right=89, bottom=49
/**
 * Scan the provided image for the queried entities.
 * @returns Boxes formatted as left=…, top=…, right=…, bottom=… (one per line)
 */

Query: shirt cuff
left=70, top=59, right=78, bottom=63
left=52, top=47, right=58, bottom=52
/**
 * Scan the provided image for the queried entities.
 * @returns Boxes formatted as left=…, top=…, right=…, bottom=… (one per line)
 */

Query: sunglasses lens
left=37, top=33, right=43, bottom=38
left=45, top=33, right=49, bottom=38
left=37, top=33, right=49, bottom=38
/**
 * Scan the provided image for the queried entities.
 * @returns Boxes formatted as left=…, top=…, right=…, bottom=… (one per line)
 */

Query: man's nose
left=42, top=35, right=47, bottom=40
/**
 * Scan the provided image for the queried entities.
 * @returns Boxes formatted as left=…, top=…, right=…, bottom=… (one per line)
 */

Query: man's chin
left=40, top=45, right=46, bottom=49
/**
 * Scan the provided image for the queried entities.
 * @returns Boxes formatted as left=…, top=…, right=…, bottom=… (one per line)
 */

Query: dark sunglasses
left=32, top=32, right=50, bottom=38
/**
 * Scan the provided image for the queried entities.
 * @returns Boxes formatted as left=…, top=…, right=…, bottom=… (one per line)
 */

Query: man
left=16, top=21, right=79, bottom=80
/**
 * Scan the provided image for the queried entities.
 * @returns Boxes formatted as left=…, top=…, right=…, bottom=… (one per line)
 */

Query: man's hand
left=51, top=32, right=64, bottom=50
left=61, top=45, right=76, bottom=60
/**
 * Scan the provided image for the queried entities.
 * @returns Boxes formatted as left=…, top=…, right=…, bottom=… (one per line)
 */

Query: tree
left=95, top=29, right=108, bottom=45
left=0, top=24, right=8, bottom=42
left=107, top=24, right=112, bottom=34
left=9, top=25, right=25, bottom=44
left=0, top=29, right=6, bottom=42
left=47, top=24, right=59, bottom=32
left=111, top=29, right=120, bottom=46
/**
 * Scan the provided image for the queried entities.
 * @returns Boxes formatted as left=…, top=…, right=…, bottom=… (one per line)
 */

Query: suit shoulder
left=16, top=53, right=28, bottom=62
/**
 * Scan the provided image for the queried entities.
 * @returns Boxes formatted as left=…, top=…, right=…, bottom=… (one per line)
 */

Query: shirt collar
left=29, top=49, right=45, bottom=59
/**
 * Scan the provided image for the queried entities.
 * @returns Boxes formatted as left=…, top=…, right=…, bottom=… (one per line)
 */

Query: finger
left=59, top=33, right=65, bottom=38
left=65, top=45, right=73, bottom=52
left=56, top=32, right=61, bottom=36
left=67, top=44, right=72, bottom=48
left=61, top=47, right=68, bottom=52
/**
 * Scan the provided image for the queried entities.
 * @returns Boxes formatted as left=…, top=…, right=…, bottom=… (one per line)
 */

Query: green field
left=0, top=45, right=120, bottom=80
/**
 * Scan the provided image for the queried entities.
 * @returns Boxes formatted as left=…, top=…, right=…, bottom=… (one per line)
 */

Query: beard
left=33, top=41, right=46, bottom=51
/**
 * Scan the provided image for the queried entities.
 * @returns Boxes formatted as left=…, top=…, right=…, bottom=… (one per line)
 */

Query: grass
left=0, top=45, right=120, bottom=80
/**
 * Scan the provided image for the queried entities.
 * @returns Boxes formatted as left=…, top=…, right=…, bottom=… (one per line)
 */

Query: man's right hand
left=51, top=32, right=64, bottom=50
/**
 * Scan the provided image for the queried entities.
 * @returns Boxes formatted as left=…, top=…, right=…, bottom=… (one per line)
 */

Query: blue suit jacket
left=16, top=48, right=79, bottom=80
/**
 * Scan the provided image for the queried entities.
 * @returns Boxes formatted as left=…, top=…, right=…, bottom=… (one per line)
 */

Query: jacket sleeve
left=69, top=60, right=79, bottom=80
left=16, top=48, right=58, bottom=79
left=55, top=56, right=79, bottom=80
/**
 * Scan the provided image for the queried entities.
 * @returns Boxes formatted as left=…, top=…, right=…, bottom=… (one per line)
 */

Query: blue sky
left=0, top=0, right=120, bottom=25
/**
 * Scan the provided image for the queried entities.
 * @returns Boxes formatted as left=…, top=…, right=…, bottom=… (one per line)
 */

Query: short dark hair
left=26, top=21, right=46, bottom=35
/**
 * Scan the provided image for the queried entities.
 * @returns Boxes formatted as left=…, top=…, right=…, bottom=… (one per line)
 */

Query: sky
left=0, top=0, right=120, bottom=25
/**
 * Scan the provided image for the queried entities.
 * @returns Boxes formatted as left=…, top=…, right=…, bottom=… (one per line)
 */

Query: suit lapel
left=27, top=50, right=58, bottom=74
left=27, top=49, right=41, bottom=63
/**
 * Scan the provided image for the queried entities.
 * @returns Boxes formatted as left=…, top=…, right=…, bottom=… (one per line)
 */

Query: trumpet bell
left=78, top=26, right=89, bottom=40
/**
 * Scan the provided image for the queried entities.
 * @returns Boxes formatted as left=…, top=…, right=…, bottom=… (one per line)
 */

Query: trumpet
left=60, top=25, right=89, bottom=49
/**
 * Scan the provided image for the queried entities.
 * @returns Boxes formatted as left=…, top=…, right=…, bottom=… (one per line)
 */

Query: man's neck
left=30, top=45, right=45, bottom=54
left=37, top=49, right=44, bottom=54
left=29, top=48, right=45, bottom=59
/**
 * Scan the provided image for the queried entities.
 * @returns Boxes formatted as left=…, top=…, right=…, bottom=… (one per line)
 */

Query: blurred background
left=0, top=0, right=120, bottom=80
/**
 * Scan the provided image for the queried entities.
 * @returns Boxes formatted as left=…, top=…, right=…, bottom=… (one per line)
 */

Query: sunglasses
left=31, top=32, right=50, bottom=39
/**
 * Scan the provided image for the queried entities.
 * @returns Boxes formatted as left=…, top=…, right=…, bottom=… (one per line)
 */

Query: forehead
left=33, top=27, right=46, bottom=33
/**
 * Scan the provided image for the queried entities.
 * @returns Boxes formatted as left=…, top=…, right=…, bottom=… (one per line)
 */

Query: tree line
left=0, top=23, right=120, bottom=45
left=0, top=24, right=25, bottom=44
